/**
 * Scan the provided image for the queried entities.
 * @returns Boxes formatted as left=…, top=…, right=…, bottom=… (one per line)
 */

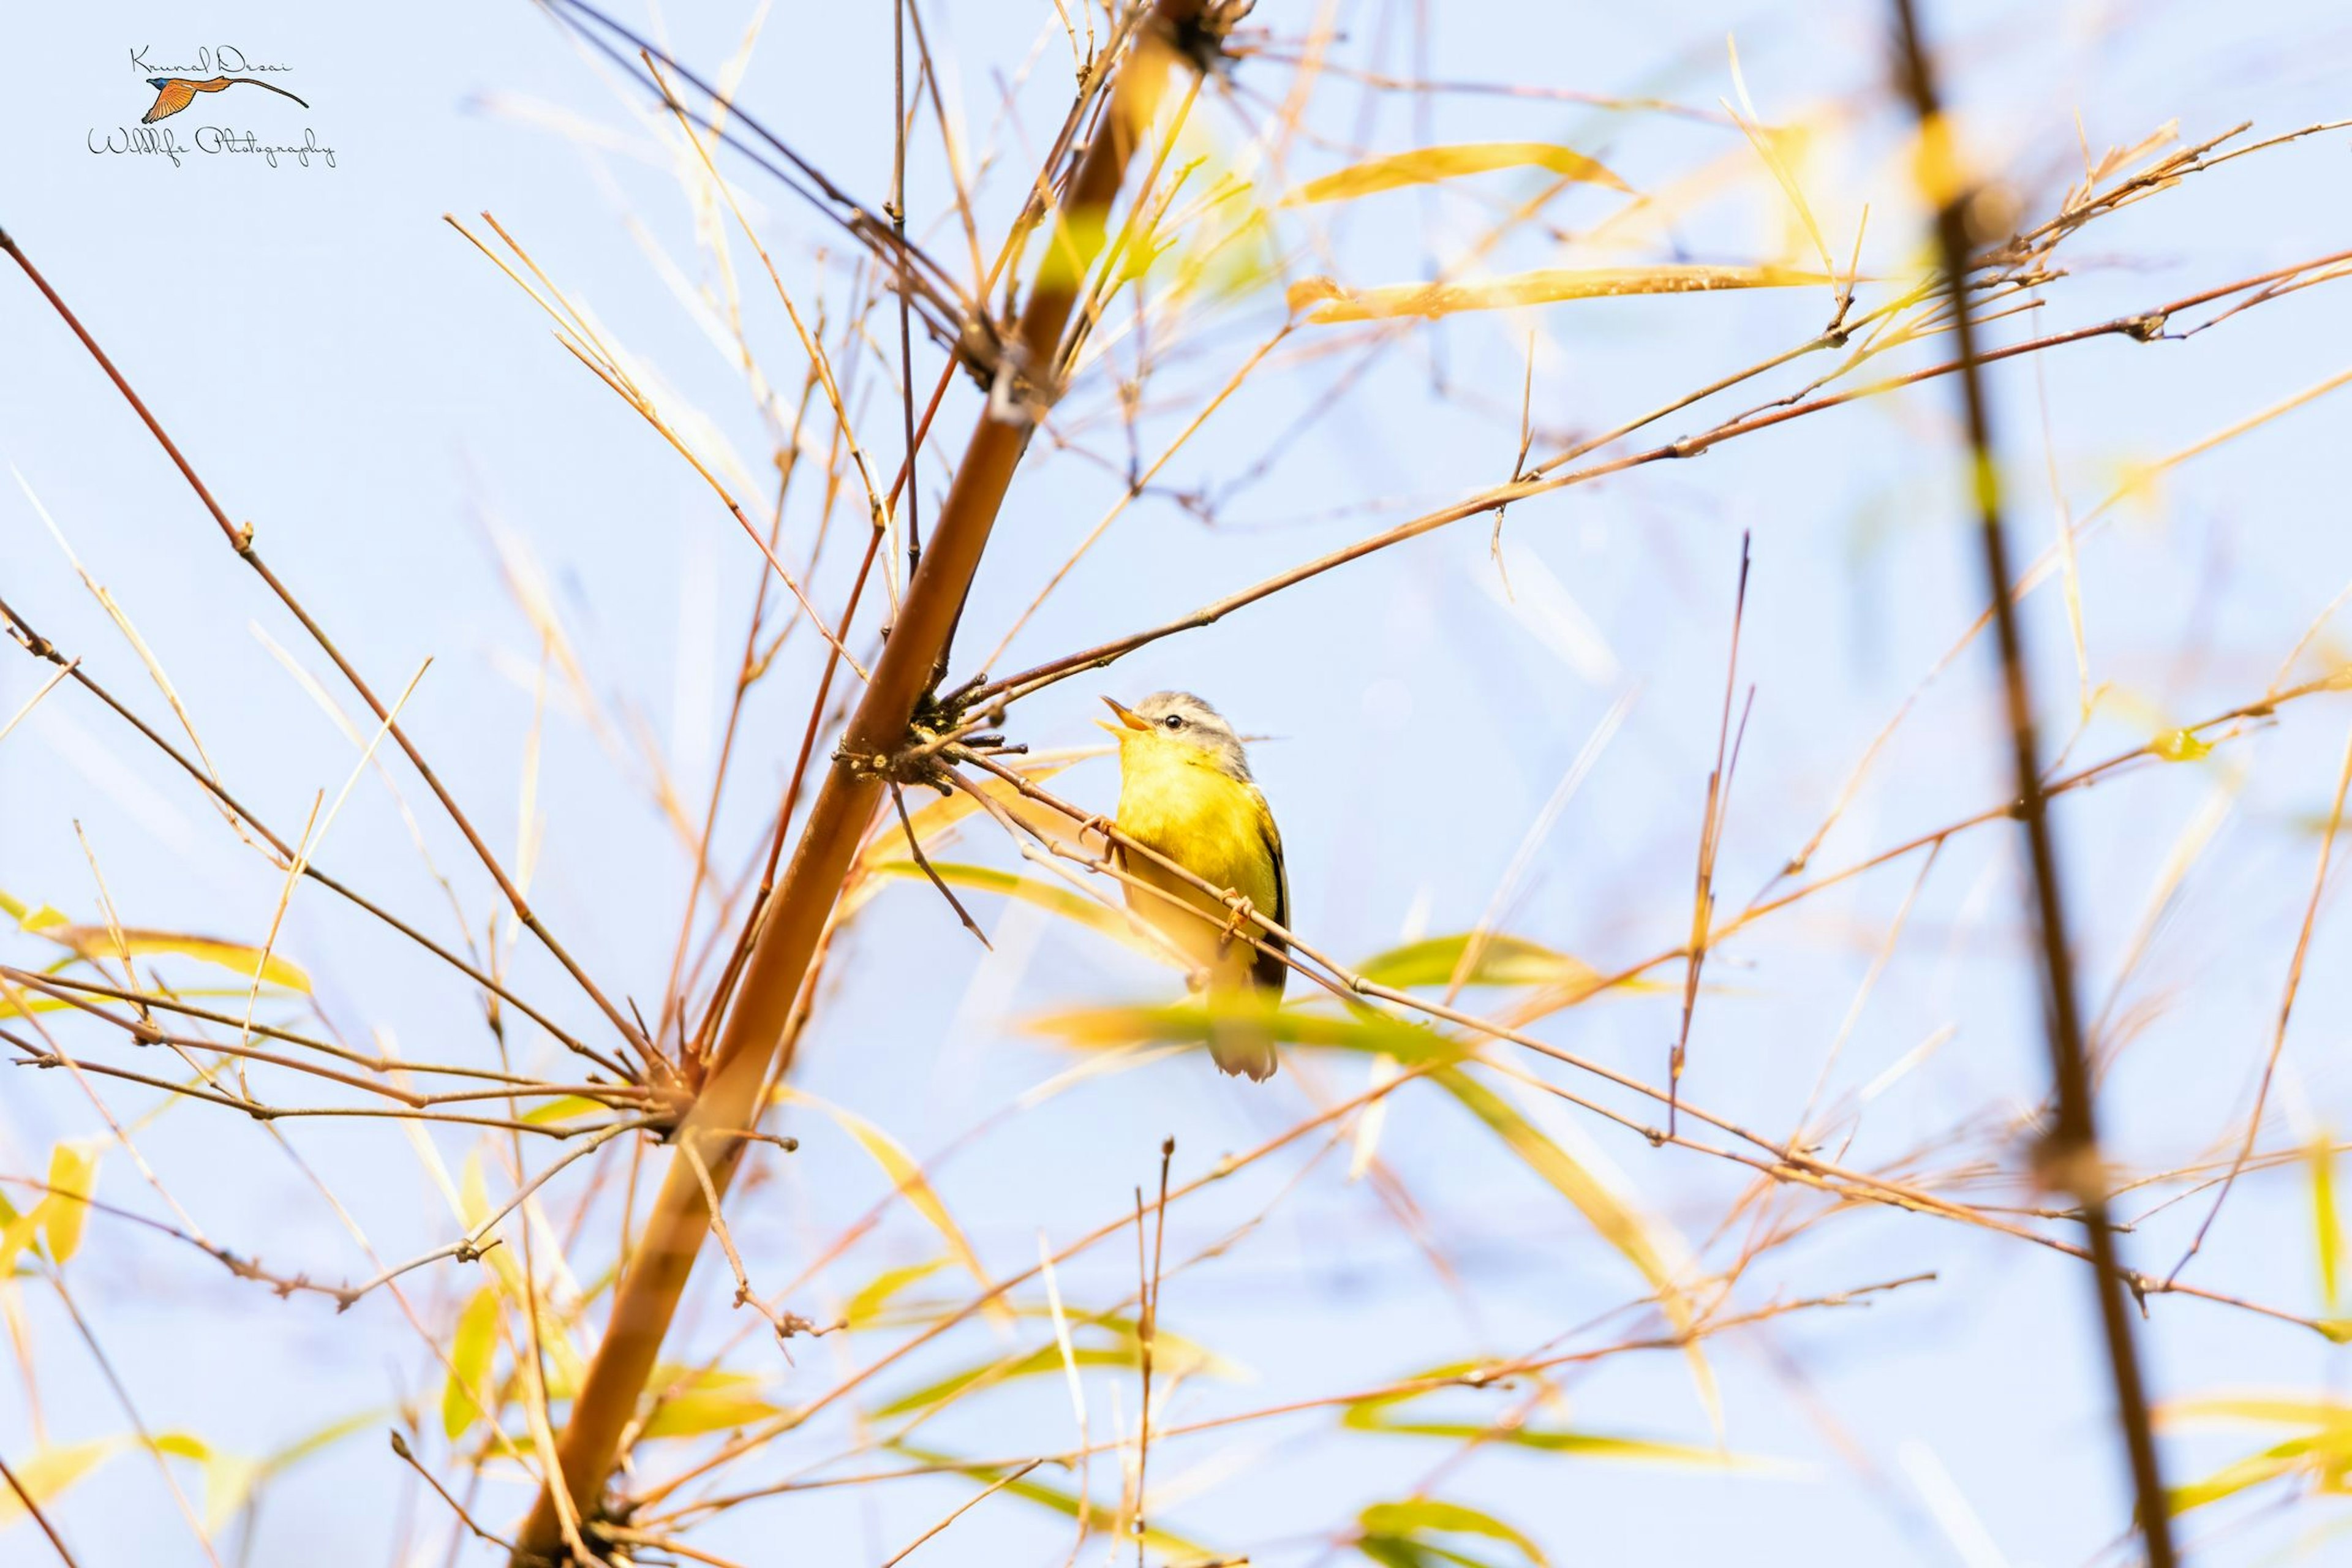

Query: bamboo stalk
left=1887, top=2, right=2176, bottom=1562
left=510, top=7, right=1200, bottom=1555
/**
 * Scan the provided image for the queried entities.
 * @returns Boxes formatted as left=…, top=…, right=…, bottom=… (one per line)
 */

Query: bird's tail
left=1207, top=989, right=1280, bottom=1081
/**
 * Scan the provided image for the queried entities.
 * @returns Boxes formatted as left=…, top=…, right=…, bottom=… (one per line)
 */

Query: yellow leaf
left=0, top=889, right=69, bottom=932
left=771, top=1087, right=1008, bottom=1324
left=875, top=1325, right=1233, bottom=1419
left=2150, top=728, right=2212, bottom=763
left=1284, top=142, right=1627, bottom=205
left=456, top=1153, right=586, bottom=1395
left=2166, top=1438, right=2316, bottom=1516
left=1287, top=265, right=1828, bottom=323
left=639, top=1368, right=782, bottom=1439
left=843, top=1256, right=952, bottom=1329
left=443, top=1288, right=502, bottom=1439
left=42, top=1142, right=98, bottom=1265
left=1357, top=933, right=1602, bottom=990
left=1027, top=998, right=1458, bottom=1063
left=1436, top=1070, right=1717, bottom=1428
left=521, top=1095, right=606, bottom=1125
left=0, top=1437, right=127, bottom=1526
left=863, top=861, right=1171, bottom=964
left=47, top=925, right=311, bottom=991
left=1, top=1204, right=43, bottom=1273
left=1359, top=1498, right=1547, bottom=1567
left=2316, top=1134, right=2343, bottom=1315
left=2163, top=1393, right=2352, bottom=1430
left=888, top=1441, right=1208, bottom=1556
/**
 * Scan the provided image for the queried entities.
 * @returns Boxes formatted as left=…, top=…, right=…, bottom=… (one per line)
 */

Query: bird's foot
left=1216, top=892, right=1257, bottom=944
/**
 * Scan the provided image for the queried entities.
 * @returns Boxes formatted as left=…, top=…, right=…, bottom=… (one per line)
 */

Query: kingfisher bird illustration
left=141, top=77, right=310, bottom=125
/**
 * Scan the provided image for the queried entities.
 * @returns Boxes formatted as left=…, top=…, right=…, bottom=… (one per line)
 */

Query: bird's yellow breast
left=1113, top=741, right=1281, bottom=973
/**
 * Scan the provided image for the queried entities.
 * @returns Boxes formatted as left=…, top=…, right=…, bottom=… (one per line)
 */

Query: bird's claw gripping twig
left=1217, top=892, right=1257, bottom=944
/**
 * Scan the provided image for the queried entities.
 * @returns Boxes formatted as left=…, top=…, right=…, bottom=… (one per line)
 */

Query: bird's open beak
left=1096, top=695, right=1149, bottom=736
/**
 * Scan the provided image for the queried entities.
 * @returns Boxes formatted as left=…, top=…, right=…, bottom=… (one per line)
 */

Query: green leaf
left=42, top=1142, right=98, bottom=1265
left=443, top=1288, right=502, bottom=1439
left=640, top=1368, right=783, bottom=1439
left=1028, top=998, right=1460, bottom=1063
left=1285, top=143, right=1629, bottom=203
left=843, top=1256, right=952, bottom=1329
left=1358, top=1499, right=1547, bottom=1567
left=1356, top=934, right=1601, bottom=992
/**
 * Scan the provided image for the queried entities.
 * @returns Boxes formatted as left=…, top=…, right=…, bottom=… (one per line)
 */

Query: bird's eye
left=1163, top=714, right=1185, bottom=730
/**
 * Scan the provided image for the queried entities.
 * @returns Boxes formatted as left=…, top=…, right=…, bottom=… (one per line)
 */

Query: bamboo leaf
left=874, top=1322, right=1233, bottom=1418
left=2163, top=1394, right=2352, bottom=1430
left=45, top=925, right=311, bottom=992
left=2151, top=728, right=2213, bottom=763
left=886, top=1442, right=1208, bottom=1555
left=1288, top=265, right=1828, bottom=323
left=1356, top=1418, right=1760, bottom=1468
left=1357, top=934, right=1602, bottom=991
left=0, top=1436, right=128, bottom=1526
left=197, top=1452, right=265, bottom=1532
left=151, top=1432, right=208, bottom=1461
left=2165, top=1435, right=2317, bottom=1516
left=520, top=1095, right=606, bottom=1126
left=1285, top=143, right=1628, bottom=204
left=873, top=1345, right=1137, bottom=1419
left=1028, top=998, right=1458, bottom=1063
left=640, top=1368, right=783, bottom=1439
left=1433, top=1069, right=1717, bottom=1428
left=862, top=861, right=1170, bottom=963
left=443, top=1287, right=502, bottom=1439
left=42, top=1142, right=98, bottom=1265
left=1359, top=1499, right=1547, bottom=1567
left=1, top=1202, right=43, bottom=1273
left=843, top=1256, right=952, bottom=1329
left=771, top=1087, right=1007, bottom=1324
left=208, top=1408, right=380, bottom=1529
left=2316, top=1133, right=2343, bottom=1314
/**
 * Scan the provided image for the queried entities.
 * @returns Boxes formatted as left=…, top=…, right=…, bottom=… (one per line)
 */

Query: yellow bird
left=1098, top=692, right=1289, bottom=1080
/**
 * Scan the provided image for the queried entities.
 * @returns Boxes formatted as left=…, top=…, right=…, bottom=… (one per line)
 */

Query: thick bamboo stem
left=1888, top=2, right=2176, bottom=1562
left=511, top=9, right=1198, bottom=1555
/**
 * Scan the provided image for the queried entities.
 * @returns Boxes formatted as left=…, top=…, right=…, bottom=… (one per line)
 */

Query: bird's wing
left=1248, top=786, right=1290, bottom=995
left=142, top=80, right=198, bottom=124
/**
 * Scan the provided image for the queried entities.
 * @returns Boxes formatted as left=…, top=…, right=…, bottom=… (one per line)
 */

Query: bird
left=1098, top=691, right=1289, bottom=1080
left=140, top=77, right=311, bottom=125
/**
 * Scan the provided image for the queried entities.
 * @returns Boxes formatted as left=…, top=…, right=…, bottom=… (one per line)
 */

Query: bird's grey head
left=1128, top=690, right=1252, bottom=781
